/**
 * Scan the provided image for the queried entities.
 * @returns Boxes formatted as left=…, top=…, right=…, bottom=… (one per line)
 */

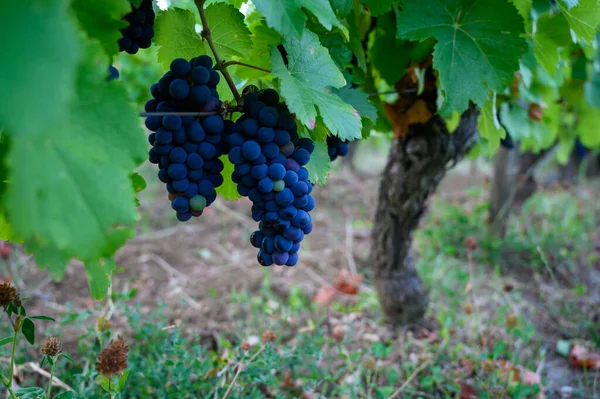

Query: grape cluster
left=118, top=0, right=155, bottom=54
left=146, top=56, right=226, bottom=222
left=327, top=135, right=350, bottom=161
left=107, top=66, right=119, bottom=81
left=223, top=89, right=315, bottom=266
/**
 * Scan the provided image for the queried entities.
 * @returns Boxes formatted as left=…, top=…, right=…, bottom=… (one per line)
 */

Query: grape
left=107, top=65, right=119, bottom=81
left=170, top=58, right=191, bottom=77
left=222, top=88, right=315, bottom=266
left=145, top=56, right=226, bottom=221
left=118, top=0, right=155, bottom=54
left=189, top=195, right=207, bottom=211
left=327, top=135, right=352, bottom=161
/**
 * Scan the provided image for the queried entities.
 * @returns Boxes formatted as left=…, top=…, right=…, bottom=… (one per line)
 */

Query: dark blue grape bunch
left=225, top=89, right=315, bottom=266
left=107, top=66, right=119, bottom=81
left=119, top=0, right=155, bottom=54
left=327, top=135, right=350, bottom=161
left=146, top=56, right=225, bottom=222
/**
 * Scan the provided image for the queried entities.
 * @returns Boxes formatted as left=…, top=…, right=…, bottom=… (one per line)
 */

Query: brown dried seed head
left=0, top=282, right=17, bottom=307
left=95, top=316, right=111, bottom=333
left=482, top=359, right=495, bottom=374
left=240, top=340, right=251, bottom=351
left=505, top=313, right=518, bottom=329
left=41, top=337, right=63, bottom=357
left=362, top=356, right=377, bottom=372
left=463, top=236, right=479, bottom=251
left=332, top=325, right=345, bottom=343
left=261, top=330, right=276, bottom=344
left=463, top=302, right=474, bottom=315
left=95, top=336, right=129, bottom=377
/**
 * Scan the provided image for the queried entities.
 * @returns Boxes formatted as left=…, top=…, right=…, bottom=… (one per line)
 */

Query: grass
left=2, top=184, right=599, bottom=398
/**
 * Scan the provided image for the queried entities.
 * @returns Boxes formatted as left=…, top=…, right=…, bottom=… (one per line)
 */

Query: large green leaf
left=369, top=12, right=412, bottom=85
left=254, top=0, right=343, bottom=38
left=510, top=0, right=532, bottom=20
left=397, top=0, right=526, bottom=116
left=306, top=140, right=331, bottom=185
left=478, top=95, right=506, bottom=152
left=500, top=102, right=559, bottom=152
left=577, top=103, right=600, bottom=147
left=271, top=30, right=362, bottom=141
left=557, top=0, right=600, bottom=44
left=5, top=43, right=146, bottom=267
left=85, top=258, right=117, bottom=300
left=71, top=0, right=131, bottom=57
left=336, top=86, right=378, bottom=123
left=532, top=13, right=572, bottom=74
left=0, top=2, right=81, bottom=136
left=330, top=0, right=353, bottom=18
left=363, top=0, right=395, bottom=16
left=233, top=18, right=280, bottom=81
left=204, top=4, right=252, bottom=59
left=154, top=8, right=206, bottom=70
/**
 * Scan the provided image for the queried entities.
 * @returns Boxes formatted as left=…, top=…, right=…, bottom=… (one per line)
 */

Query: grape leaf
left=370, top=12, right=412, bottom=84
left=320, top=31, right=353, bottom=70
left=306, top=141, right=331, bottom=185
left=204, top=4, right=252, bottom=59
left=206, top=0, right=245, bottom=7
left=346, top=7, right=367, bottom=71
left=363, top=0, right=395, bottom=16
left=557, top=0, right=600, bottom=43
left=71, top=0, right=130, bottom=57
left=336, top=86, right=378, bottom=123
left=478, top=95, right=506, bottom=152
left=397, top=0, right=526, bottom=116
left=510, top=0, right=532, bottom=20
left=533, top=13, right=572, bottom=74
left=85, top=258, right=117, bottom=300
left=330, top=0, right=353, bottom=18
left=254, top=0, right=343, bottom=38
left=235, top=19, right=280, bottom=80
left=500, top=103, right=559, bottom=152
left=0, top=2, right=81, bottom=136
left=216, top=156, right=242, bottom=201
left=154, top=8, right=206, bottom=70
left=272, top=30, right=362, bottom=141
left=577, top=103, right=600, bottom=147
left=5, top=43, right=146, bottom=267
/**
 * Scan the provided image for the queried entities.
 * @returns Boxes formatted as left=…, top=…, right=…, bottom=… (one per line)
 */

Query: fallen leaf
left=498, top=360, right=544, bottom=398
left=459, top=382, right=478, bottom=399
left=333, top=269, right=362, bottom=295
left=570, top=344, right=600, bottom=369
left=314, top=286, right=336, bottom=306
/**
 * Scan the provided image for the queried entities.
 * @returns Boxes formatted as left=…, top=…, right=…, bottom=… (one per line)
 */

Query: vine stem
left=194, top=0, right=242, bottom=104
left=221, top=61, right=271, bottom=74
left=8, top=326, right=18, bottom=392
left=46, top=361, right=56, bottom=399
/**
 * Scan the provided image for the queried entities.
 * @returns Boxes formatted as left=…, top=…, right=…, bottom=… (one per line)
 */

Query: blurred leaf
left=21, top=318, right=35, bottom=345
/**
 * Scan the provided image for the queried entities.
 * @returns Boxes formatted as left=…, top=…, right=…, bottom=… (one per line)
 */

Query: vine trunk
left=370, top=105, right=479, bottom=324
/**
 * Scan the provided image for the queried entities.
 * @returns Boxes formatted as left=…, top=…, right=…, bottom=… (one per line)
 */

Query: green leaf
left=28, top=315, right=55, bottom=322
left=363, top=0, right=395, bottom=16
left=85, top=258, right=117, bottom=300
left=557, top=0, right=600, bottom=44
left=71, top=0, right=130, bottom=57
left=60, top=352, right=75, bottom=363
left=204, top=4, right=253, bottom=59
left=0, top=2, right=81, bottom=136
left=21, top=318, right=35, bottom=345
left=254, top=0, right=343, bottom=38
left=117, top=369, right=130, bottom=391
left=130, top=172, right=147, bottom=193
left=306, top=141, right=331, bottom=185
left=336, top=86, right=378, bottom=123
left=397, top=0, right=527, bottom=116
left=479, top=95, right=506, bottom=152
left=532, top=13, right=572, bottom=74
left=15, top=388, right=45, bottom=399
left=577, top=103, right=600, bottom=147
left=6, top=42, right=146, bottom=267
left=53, top=391, right=77, bottom=399
left=346, top=7, right=367, bottom=71
left=271, top=31, right=362, bottom=140
left=330, top=0, right=353, bottom=18
left=155, top=8, right=206, bottom=71
left=370, top=12, right=412, bottom=84
left=235, top=18, right=281, bottom=80
left=0, top=336, right=12, bottom=347
left=215, top=156, right=242, bottom=201
left=510, top=0, right=532, bottom=20
left=320, top=31, right=353, bottom=70
left=500, top=103, right=559, bottom=152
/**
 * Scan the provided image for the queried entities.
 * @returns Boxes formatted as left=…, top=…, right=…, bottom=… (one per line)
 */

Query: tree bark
left=489, top=147, right=553, bottom=237
left=370, top=104, right=479, bottom=325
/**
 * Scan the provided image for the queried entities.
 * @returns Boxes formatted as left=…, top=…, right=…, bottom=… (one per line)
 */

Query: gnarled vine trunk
left=370, top=105, right=479, bottom=324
